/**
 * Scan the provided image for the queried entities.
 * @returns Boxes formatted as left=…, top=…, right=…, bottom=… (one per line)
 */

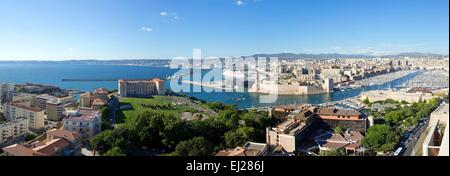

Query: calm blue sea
left=0, top=63, right=419, bottom=109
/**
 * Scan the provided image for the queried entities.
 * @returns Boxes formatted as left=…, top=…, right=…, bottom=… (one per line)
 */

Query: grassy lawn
left=116, top=96, right=197, bottom=124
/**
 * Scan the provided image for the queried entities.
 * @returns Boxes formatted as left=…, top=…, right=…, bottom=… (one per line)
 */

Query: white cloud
left=141, top=27, right=153, bottom=32
left=160, top=12, right=180, bottom=22
left=66, top=48, right=76, bottom=52
left=235, top=0, right=245, bottom=6
left=234, top=0, right=261, bottom=6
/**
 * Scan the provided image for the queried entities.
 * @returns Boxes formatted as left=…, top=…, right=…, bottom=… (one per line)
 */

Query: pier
left=62, top=78, right=118, bottom=82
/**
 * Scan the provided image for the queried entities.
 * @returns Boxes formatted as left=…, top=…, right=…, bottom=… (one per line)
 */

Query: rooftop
left=2, top=144, right=46, bottom=156
left=315, top=107, right=361, bottom=117
left=119, top=78, right=164, bottom=84
left=94, top=88, right=109, bottom=94
left=33, top=138, right=70, bottom=156
left=36, top=94, right=58, bottom=101
left=407, top=87, right=432, bottom=94
left=215, top=143, right=267, bottom=157
left=215, top=147, right=246, bottom=156
left=433, top=103, right=449, bottom=116
left=92, top=98, right=106, bottom=106
left=243, top=142, right=267, bottom=155
left=65, top=108, right=100, bottom=121
left=47, top=129, right=80, bottom=142
left=10, top=100, right=43, bottom=112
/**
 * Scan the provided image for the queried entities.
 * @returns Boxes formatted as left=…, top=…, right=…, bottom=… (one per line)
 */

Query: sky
left=0, top=0, right=448, bottom=60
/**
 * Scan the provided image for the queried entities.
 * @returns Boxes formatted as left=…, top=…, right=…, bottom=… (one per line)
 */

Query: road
left=396, top=118, right=429, bottom=156
left=108, top=96, right=119, bottom=127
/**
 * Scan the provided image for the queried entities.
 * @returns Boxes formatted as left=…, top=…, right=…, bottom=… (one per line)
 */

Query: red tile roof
left=2, top=144, right=47, bottom=156
left=47, top=129, right=80, bottom=142
left=92, top=98, right=106, bottom=106
left=315, top=107, right=360, bottom=117
left=33, top=138, right=70, bottom=156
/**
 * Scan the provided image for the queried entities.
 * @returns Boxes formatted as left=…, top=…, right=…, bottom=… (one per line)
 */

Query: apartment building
left=0, top=118, right=28, bottom=144
left=63, top=108, right=101, bottom=138
left=266, top=109, right=321, bottom=153
left=313, top=107, right=368, bottom=133
left=80, top=88, right=109, bottom=109
left=4, top=101, right=45, bottom=130
left=423, top=103, right=449, bottom=156
left=46, top=101, right=64, bottom=121
left=33, top=94, right=58, bottom=110
left=118, top=78, right=164, bottom=97
left=266, top=105, right=367, bottom=154
left=33, top=94, right=76, bottom=121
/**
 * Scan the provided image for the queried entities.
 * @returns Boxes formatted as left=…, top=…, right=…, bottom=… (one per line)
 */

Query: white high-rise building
left=323, top=78, right=334, bottom=93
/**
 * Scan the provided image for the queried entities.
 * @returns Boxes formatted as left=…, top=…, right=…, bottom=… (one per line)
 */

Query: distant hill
left=0, top=52, right=446, bottom=64
left=250, top=53, right=373, bottom=59
left=388, top=52, right=446, bottom=58
left=250, top=52, right=447, bottom=59
left=0, top=59, right=171, bottom=67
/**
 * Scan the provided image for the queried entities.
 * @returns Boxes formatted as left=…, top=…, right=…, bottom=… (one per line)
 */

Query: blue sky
left=0, top=0, right=448, bottom=60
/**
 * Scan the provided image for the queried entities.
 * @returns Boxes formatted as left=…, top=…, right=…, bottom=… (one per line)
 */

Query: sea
left=0, top=63, right=420, bottom=109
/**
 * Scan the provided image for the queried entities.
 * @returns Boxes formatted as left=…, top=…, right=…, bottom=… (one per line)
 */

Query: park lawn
left=116, top=96, right=197, bottom=124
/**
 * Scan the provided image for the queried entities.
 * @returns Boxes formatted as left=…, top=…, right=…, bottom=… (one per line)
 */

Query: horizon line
left=0, top=51, right=448, bottom=62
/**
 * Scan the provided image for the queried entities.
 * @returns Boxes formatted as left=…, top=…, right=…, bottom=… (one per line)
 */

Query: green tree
left=90, top=127, right=127, bottom=155
left=385, top=111, right=403, bottom=125
left=0, top=113, right=6, bottom=123
left=25, top=133, right=37, bottom=141
left=126, top=110, right=165, bottom=148
left=160, top=115, right=190, bottom=149
left=334, top=126, right=344, bottom=135
left=104, top=146, right=126, bottom=156
left=362, top=125, right=400, bottom=153
left=224, top=127, right=256, bottom=147
left=101, top=106, right=113, bottom=130
left=363, top=97, right=370, bottom=105
left=173, top=137, right=214, bottom=156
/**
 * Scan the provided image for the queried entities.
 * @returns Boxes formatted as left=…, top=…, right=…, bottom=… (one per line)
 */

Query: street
left=397, top=118, right=429, bottom=156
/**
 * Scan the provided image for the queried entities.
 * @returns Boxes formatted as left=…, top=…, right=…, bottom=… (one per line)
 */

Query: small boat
left=232, top=96, right=246, bottom=101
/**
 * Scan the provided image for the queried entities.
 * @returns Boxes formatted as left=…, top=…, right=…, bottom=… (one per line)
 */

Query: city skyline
left=0, top=0, right=449, bottom=60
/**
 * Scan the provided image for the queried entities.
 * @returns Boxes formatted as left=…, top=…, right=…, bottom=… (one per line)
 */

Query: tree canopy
left=362, top=124, right=400, bottom=152
left=173, top=137, right=214, bottom=156
left=90, top=100, right=274, bottom=156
